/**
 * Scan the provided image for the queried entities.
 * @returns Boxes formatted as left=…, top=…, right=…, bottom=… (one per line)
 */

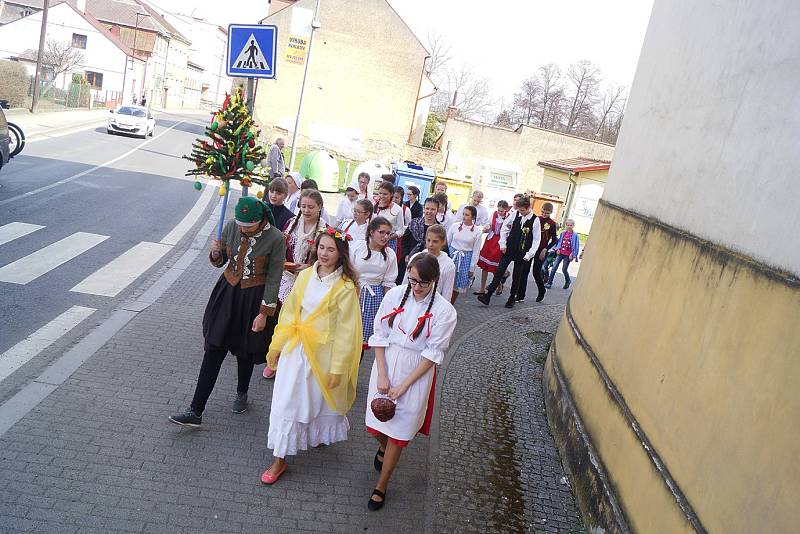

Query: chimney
left=446, top=105, right=459, bottom=120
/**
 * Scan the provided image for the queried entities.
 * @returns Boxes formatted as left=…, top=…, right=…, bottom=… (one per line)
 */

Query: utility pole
left=288, top=0, right=321, bottom=172
left=30, top=0, right=50, bottom=113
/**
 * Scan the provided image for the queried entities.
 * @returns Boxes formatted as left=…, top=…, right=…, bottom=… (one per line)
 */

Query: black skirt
left=202, top=274, right=279, bottom=364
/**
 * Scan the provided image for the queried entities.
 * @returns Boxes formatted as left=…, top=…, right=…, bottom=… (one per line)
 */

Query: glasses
left=408, top=277, right=432, bottom=289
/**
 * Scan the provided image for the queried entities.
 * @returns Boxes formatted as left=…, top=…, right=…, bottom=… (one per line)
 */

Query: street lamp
left=131, top=11, right=150, bottom=104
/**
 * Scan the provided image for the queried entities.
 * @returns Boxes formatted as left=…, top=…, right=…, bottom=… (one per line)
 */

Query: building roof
left=537, top=157, right=612, bottom=173
left=83, top=0, right=189, bottom=42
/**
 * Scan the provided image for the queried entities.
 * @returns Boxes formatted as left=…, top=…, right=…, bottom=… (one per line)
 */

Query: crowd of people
left=168, top=166, right=580, bottom=511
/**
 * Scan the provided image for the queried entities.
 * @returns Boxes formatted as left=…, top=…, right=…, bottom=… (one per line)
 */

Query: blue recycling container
left=393, top=162, right=435, bottom=203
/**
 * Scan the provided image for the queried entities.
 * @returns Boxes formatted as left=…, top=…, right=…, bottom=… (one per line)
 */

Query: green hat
left=235, top=196, right=265, bottom=226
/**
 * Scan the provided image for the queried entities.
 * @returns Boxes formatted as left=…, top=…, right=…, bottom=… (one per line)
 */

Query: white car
left=107, top=105, right=155, bottom=138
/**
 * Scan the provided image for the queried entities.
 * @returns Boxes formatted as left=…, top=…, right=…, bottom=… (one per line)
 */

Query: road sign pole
left=242, top=77, right=255, bottom=197
left=288, top=0, right=321, bottom=172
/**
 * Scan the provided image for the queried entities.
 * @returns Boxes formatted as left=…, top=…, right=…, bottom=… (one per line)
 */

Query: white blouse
left=446, top=222, right=483, bottom=272
left=404, top=250, right=456, bottom=299
left=335, top=196, right=356, bottom=228
left=454, top=203, right=490, bottom=227
left=375, top=203, right=406, bottom=237
left=349, top=240, right=398, bottom=288
left=341, top=218, right=369, bottom=242
left=368, top=284, right=458, bottom=366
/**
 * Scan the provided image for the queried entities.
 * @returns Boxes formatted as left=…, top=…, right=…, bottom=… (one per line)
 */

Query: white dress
left=366, top=285, right=457, bottom=440
left=268, top=266, right=350, bottom=458
left=349, top=240, right=398, bottom=289
left=341, top=218, right=369, bottom=242
left=447, top=222, right=484, bottom=292
left=404, top=250, right=456, bottom=299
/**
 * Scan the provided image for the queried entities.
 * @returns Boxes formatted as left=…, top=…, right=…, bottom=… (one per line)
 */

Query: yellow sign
left=285, top=35, right=308, bottom=65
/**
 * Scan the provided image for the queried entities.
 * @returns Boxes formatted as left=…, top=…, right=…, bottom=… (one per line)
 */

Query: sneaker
left=477, top=294, right=491, bottom=306
left=262, top=366, right=276, bottom=379
left=504, top=299, right=515, bottom=309
left=515, top=297, right=525, bottom=303
left=232, top=392, right=248, bottom=414
left=169, top=408, right=202, bottom=427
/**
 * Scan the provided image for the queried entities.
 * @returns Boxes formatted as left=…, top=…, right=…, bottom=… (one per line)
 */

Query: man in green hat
left=170, top=196, right=286, bottom=427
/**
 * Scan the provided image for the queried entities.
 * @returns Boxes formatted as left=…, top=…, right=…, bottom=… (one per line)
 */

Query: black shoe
left=515, top=297, right=525, bottom=303
left=563, top=281, right=571, bottom=289
left=374, top=448, right=384, bottom=472
left=477, top=294, right=491, bottom=306
left=232, top=392, right=248, bottom=414
left=368, top=489, right=386, bottom=511
left=504, top=299, right=515, bottom=309
left=169, top=408, right=202, bottom=427
left=536, top=290, right=545, bottom=302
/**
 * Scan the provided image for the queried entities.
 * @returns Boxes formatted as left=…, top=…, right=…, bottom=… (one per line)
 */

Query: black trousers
left=486, top=255, right=532, bottom=302
left=190, top=346, right=254, bottom=414
left=525, top=255, right=547, bottom=300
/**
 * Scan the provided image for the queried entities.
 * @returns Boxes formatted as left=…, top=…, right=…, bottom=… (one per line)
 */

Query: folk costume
left=405, top=250, right=456, bottom=299
left=477, top=210, right=508, bottom=273
left=265, top=201, right=294, bottom=233
left=278, top=216, right=327, bottom=302
left=375, top=201, right=406, bottom=253
left=349, top=240, right=398, bottom=348
left=446, top=221, right=483, bottom=293
left=267, top=263, right=362, bottom=457
left=522, top=215, right=558, bottom=302
left=365, top=284, right=457, bottom=444
left=480, top=210, right=541, bottom=306
left=341, top=217, right=369, bottom=242
left=186, top=198, right=285, bottom=418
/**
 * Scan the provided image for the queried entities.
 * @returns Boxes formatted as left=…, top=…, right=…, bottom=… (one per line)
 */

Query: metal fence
left=26, top=78, right=121, bottom=110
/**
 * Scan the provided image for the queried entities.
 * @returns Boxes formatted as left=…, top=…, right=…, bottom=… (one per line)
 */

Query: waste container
left=394, top=162, right=435, bottom=203
left=300, top=150, right=340, bottom=192
left=435, top=173, right=473, bottom=212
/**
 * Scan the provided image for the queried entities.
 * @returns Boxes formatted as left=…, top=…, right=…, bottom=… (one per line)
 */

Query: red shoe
left=262, top=366, right=276, bottom=379
left=260, top=463, right=287, bottom=485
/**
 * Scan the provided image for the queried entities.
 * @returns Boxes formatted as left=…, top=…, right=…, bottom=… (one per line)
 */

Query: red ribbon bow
left=380, top=307, right=404, bottom=322
left=413, top=312, right=434, bottom=338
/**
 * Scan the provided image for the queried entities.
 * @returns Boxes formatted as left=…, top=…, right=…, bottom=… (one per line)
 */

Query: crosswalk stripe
left=0, top=232, right=109, bottom=284
left=160, top=183, right=214, bottom=245
left=70, top=241, right=173, bottom=297
left=0, top=305, right=96, bottom=383
left=0, top=222, right=45, bottom=246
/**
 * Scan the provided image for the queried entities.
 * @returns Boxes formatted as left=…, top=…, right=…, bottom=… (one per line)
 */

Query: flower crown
left=323, top=226, right=352, bottom=242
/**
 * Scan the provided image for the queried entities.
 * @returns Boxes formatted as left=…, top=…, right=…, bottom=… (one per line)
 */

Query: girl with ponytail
left=363, top=253, right=457, bottom=511
left=349, top=217, right=397, bottom=350
left=278, top=189, right=327, bottom=303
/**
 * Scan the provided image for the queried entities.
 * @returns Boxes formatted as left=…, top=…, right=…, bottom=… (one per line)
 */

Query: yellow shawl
left=267, top=267, right=363, bottom=415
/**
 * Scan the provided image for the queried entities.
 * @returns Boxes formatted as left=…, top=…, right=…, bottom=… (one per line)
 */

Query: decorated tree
left=184, top=88, right=268, bottom=237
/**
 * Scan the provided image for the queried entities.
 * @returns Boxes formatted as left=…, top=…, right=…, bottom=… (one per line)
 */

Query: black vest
left=506, top=213, right=536, bottom=259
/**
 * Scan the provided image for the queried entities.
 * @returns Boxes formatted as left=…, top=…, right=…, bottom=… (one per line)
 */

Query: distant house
left=0, top=0, right=144, bottom=107
left=538, top=157, right=611, bottom=234
left=254, top=0, right=435, bottom=163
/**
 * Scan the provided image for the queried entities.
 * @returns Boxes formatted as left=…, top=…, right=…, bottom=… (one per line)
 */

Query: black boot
left=477, top=293, right=491, bottom=306
left=504, top=298, right=515, bottom=309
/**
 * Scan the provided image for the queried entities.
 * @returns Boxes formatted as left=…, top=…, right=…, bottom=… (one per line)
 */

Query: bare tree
left=42, top=38, right=85, bottom=88
left=512, top=77, right=541, bottom=125
left=565, top=60, right=601, bottom=134
left=426, top=33, right=452, bottom=82
left=594, top=85, right=626, bottom=139
left=432, top=65, right=493, bottom=121
left=494, top=109, right=513, bottom=128
left=536, top=63, right=561, bottom=128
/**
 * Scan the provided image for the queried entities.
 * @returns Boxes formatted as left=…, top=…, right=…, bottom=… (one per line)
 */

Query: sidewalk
left=0, top=204, right=583, bottom=533
left=5, top=108, right=111, bottom=140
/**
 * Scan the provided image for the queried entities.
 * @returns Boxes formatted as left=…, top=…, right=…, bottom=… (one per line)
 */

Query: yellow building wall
left=254, top=0, right=427, bottom=162
left=552, top=201, right=800, bottom=532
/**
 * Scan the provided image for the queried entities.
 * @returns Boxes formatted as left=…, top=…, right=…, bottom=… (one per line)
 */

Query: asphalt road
left=0, top=111, right=216, bottom=395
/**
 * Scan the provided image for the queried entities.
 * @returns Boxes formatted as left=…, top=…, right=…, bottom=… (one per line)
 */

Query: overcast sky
left=150, top=0, right=653, bottom=104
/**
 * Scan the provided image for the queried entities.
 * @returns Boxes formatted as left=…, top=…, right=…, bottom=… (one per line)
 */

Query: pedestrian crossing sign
left=226, top=24, right=278, bottom=79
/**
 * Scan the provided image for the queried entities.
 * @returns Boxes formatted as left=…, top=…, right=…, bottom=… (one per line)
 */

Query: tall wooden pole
left=30, top=0, right=50, bottom=113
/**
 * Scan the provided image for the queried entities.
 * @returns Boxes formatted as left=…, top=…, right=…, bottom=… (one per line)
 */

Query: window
left=85, top=71, right=103, bottom=89
left=72, top=33, right=87, bottom=49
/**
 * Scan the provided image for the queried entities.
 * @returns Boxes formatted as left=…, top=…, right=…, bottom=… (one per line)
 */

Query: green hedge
left=0, top=60, right=29, bottom=107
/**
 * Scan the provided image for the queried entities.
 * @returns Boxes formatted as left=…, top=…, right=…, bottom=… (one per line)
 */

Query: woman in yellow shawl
left=261, top=227, right=363, bottom=484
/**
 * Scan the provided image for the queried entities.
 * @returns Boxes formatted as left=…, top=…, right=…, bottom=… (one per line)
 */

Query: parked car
left=0, top=103, right=11, bottom=172
left=107, top=105, right=155, bottom=138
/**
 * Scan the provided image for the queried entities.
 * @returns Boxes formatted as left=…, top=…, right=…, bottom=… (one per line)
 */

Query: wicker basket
left=370, top=395, right=396, bottom=422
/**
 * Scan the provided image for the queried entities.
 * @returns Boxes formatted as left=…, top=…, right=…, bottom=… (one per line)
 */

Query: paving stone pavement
left=0, top=215, right=581, bottom=533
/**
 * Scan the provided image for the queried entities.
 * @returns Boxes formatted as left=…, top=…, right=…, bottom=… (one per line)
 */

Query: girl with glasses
left=404, top=224, right=455, bottom=299
left=349, top=217, right=398, bottom=351
left=341, top=199, right=373, bottom=242
left=364, top=253, right=457, bottom=511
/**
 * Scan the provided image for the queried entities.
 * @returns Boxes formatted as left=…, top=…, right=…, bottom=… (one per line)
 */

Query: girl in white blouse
left=404, top=224, right=456, bottom=300
left=349, top=217, right=398, bottom=350
left=446, top=205, right=483, bottom=304
left=365, top=253, right=457, bottom=511
left=373, top=182, right=406, bottom=254
left=341, top=199, right=373, bottom=242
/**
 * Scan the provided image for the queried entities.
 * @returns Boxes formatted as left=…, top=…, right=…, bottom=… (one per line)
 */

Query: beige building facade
left=546, top=1, right=800, bottom=532
left=255, top=0, right=432, bottom=163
